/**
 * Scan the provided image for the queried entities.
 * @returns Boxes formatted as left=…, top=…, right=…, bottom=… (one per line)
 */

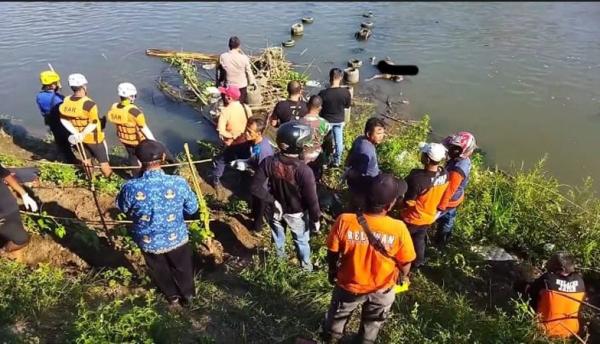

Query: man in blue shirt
left=229, top=117, right=275, bottom=232
left=36, top=70, right=78, bottom=164
left=344, top=117, right=386, bottom=210
left=116, top=140, right=199, bottom=307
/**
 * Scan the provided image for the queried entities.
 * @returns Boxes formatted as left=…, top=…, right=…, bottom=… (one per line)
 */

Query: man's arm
left=438, top=170, right=464, bottom=211
left=250, top=159, right=275, bottom=204
left=60, top=117, right=79, bottom=135
left=217, top=110, right=233, bottom=139
left=245, top=55, right=256, bottom=87
left=116, top=185, right=131, bottom=214
left=298, top=165, right=320, bottom=222
left=182, top=182, right=200, bottom=216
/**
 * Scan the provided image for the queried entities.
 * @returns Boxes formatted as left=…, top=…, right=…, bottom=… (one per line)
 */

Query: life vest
left=59, top=95, right=104, bottom=144
left=537, top=273, right=585, bottom=338
left=446, top=157, right=472, bottom=208
left=107, top=101, right=146, bottom=146
left=402, top=169, right=449, bottom=226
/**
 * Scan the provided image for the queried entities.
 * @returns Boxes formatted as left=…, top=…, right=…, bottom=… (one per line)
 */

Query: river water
left=1, top=2, right=599, bottom=187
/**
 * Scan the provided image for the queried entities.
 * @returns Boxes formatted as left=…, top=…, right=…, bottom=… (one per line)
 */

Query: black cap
left=366, top=173, right=407, bottom=208
left=135, top=140, right=166, bottom=163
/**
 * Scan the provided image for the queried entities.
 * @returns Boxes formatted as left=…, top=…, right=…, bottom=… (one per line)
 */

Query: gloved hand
left=312, top=221, right=321, bottom=234
left=230, top=159, right=249, bottom=171
left=273, top=200, right=283, bottom=221
left=21, top=193, right=38, bottom=212
left=68, top=133, right=84, bottom=145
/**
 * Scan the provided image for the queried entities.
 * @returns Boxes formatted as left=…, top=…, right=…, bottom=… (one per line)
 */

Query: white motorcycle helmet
left=118, top=82, right=137, bottom=98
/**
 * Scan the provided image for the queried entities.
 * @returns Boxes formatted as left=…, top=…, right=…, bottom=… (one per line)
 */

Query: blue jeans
left=330, top=122, right=345, bottom=166
left=435, top=207, right=458, bottom=246
left=269, top=212, right=312, bottom=271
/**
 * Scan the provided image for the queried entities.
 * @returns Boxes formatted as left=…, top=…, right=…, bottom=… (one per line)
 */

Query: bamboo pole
left=183, top=143, right=213, bottom=250
left=74, top=141, right=109, bottom=233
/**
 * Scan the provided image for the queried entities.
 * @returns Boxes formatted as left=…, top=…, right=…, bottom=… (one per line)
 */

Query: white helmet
left=118, top=82, right=137, bottom=98
left=68, top=73, right=88, bottom=87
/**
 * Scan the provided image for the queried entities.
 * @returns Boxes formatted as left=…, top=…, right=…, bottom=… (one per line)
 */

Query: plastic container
left=344, top=67, right=360, bottom=84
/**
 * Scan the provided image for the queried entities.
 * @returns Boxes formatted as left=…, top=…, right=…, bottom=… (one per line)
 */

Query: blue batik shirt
left=116, top=169, right=199, bottom=254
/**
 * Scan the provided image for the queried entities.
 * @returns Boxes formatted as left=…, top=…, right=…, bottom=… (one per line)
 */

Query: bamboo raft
left=146, top=49, right=219, bottom=62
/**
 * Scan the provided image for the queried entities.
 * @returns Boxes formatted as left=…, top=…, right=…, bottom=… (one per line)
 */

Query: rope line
left=10, top=158, right=214, bottom=171
left=20, top=210, right=208, bottom=225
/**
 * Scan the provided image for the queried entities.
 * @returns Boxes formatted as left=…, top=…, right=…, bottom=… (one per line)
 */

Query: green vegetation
left=39, top=162, right=82, bottom=187
left=0, top=153, right=26, bottom=167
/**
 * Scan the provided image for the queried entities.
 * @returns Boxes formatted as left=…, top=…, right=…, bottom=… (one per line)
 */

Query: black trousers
left=142, top=242, right=195, bottom=300
left=45, top=115, right=78, bottom=164
left=407, top=224, right=430, bottom=268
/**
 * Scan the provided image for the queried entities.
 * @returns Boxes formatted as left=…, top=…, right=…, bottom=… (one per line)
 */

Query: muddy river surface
left=1, top=2, right=599, bottom=187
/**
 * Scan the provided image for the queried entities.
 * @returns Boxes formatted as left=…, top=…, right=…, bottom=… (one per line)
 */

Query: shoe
left=166, top=296, right=182, bottom=311
left=180, top=294, right=194, bottom=307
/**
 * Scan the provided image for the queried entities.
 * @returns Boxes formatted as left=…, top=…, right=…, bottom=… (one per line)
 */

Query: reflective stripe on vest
left=447, top=158, right=471, bottom=203
left=107, top=102, right=145, bottom=146
left=59, top=95, right=103, bottom=144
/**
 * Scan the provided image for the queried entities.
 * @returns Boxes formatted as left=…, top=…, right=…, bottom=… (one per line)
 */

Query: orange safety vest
left=402, top=170, right=449, bottom=226
left=538, top=279, right=585, bottom=338
left=59, top=95, right=104, bottom=144
left=107, top=101, right=146, bottom=146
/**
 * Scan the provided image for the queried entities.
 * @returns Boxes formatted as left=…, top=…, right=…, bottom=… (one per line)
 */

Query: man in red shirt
left=322, top=173, right=415, bottom=343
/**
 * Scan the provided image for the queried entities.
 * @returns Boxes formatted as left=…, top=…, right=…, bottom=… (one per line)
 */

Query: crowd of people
left=0, top=36, right=588, bottom=342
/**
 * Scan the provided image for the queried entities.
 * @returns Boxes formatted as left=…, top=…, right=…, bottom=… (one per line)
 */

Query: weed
left=39, top=162, right=81, bottom=187
left=93, top=173, right=125, bottom=195
left=0, top=154, right=26, bottom=167
left=22, top=213, right=67, bottom=238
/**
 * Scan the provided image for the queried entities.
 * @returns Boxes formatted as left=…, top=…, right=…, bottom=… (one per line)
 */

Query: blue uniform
left=36, top=90, right=64, bottom=117
left=116, top=169, right=199, bottom=254
left=248, top=137, right=274, bottom=169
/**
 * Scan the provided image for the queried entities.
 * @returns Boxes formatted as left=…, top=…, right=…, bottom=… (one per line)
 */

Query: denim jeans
left=329, top=122, right=345, bottom=166
left=268, top=212, right=312, bottom=271
left=435, top=207, right=458, bottom=246
left=211, top=142, right=251, bottom=184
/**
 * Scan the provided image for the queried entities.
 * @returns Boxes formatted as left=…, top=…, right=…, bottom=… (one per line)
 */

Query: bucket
left=344, top=68, right=360, bottom=84
left=246, top=86, right=263, bottom=106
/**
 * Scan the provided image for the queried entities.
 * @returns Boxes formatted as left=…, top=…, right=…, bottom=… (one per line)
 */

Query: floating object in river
left=355, top=28, right=372, bottom=41
left=305, top=80, right=322, bottom=88
left=363, top=11, right=373, bottom=18
left=348, top=59, right=363, bottom=68
left=301, top=17, right=314, bottom=24
left=376, top=60, right=419, bottom=76
left=364, top=74, right=404, bottom=82
left=370, top=56, right=377, bottom=65
left=291, top=23, right=304, bottom=36
left=361, top=21, right=374, bottom=29
left=201, top=63, right=216, bottom=70
left=282, top=39, right=296, bottom=47
left=344, top=67, right=360, bottom=84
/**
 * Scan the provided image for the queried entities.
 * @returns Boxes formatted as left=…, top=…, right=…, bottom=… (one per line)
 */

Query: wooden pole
left=183, top=143, right=213, bottom=249
left=74, top=141, right=109, bottom=232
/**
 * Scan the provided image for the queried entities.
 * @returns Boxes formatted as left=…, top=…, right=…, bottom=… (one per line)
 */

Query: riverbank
left=1, top=102, right=599, bottom=342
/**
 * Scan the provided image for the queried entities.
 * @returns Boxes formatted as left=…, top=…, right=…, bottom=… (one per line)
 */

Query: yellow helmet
left=40, top=70, right=60, bottom=85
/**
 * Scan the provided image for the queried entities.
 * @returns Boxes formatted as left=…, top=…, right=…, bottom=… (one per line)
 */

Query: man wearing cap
left=116, top=140, right=199, bottom=307
left=344, top=117, right=386, bottom=210
left=212, top=85, right=253, bottom=194
left=36, top=70, right=79, bottom=164
left=400, top=142, right=449, bottom=269
left=59, top=73, right=112, bottom=178
left=323, top=173, right=415, bottom=343
left=217, top=36, right=257, bottom=104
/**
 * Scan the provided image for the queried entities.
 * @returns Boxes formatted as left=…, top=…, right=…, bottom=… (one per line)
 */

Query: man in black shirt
left=0, top=164, right=38, bottom=253
left=250, top=122, right=320, bottom=271
left=318, top=68, right=352, bottom=167
left=269, top=80, right=308, bottom=127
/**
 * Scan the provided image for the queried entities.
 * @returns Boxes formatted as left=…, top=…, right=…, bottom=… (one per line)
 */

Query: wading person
left=344, top=117, right=386, bottom=211
left=217, top=36, right=257, bottom=104
left=59, top=73, right=112, bottom=178
left=401, top=142, right=448, bottom=269
left=228, top=117, right=275, bottom=232
left=298, top=95, right=330, bottom=182
left=116, top=140, right=199, bottom=307
left=269, top=80, right=308, bottom=128
left=107, top=82, right=158, bottom=176
left=527, top=252, right=585, bottom=339
left=250, top=122, right=320, bottom=271
left=318, top=68, right=352, bottom=167
left=322, top=173, right=415, bottom=343
left=434, top=132, right=477, bottom=247
left=0, top=163, right=38, bottom=253
left=212, top=85, right=253, bottom=196
left=36, top=70, right=79, bottom=164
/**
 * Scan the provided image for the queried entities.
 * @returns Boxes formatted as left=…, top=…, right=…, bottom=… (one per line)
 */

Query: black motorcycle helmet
left=276, top=121, right=311, bottom=155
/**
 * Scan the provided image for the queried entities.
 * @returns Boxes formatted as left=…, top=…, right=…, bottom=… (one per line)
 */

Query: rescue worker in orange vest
left=323, top=173, right=415, bottom=343
left=527, top=252, right=585, bottom=339
left=400, top=142, right=448, bottom=269
left=107, top=82, right=157, bottom=176
left=59, top=73, right=112, bottom=178
left=434, top=132, right=477, bottom=247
